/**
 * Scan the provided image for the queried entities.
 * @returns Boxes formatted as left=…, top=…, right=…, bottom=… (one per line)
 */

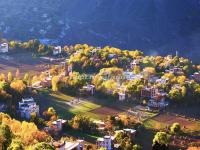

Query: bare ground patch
left=90, top=106, right=122, bottom=116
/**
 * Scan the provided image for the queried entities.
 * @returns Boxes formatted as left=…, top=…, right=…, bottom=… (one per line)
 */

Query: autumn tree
left=52, top=76, right=59, bottom=91
left=10, top=80, right=26, bottom=94
left=7, top=72, right=13, bottom=82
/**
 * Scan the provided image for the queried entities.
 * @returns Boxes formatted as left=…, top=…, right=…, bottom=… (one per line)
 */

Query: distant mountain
left=0, top=0, right=200, bottom=62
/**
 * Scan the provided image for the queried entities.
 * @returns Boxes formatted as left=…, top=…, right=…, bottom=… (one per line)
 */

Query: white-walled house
left=97, top=136, right=113, bottom=150
left=118, top=92, right=126, bottom=101
left=53, top=46, right=62, bottom=55
left=82, top=84, right=95, bottom=95
left=0, top=43, right=9, bottom=53
left=52, top=119, right=67, bottom=131
left=18, top=98, right=39, bottom=119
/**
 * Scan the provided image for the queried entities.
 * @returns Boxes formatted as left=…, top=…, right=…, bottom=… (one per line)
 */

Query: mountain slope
left=0, top=0, right=200, bottom=61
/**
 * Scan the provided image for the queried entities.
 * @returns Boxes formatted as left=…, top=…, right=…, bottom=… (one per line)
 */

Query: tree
left=0, top=124, right=13, bottom=150
left=47, top=107, right=56, bottom=116
left=133, top=66, right=140, bottom=74
left=168, top=88, right=182, bottom=101
left=153, top=132, right=170, bottom=145
left=132, top=144, right=142, bottom=150
left=7, top=72, right=13, bottom=82
left=7, top=140, right=24, bottom=150
left=31, top=142, right=54, bottom=150
left=23, top=73, right=30, bottom=83
left=52, top=76, right=59, bottom=91
left=10, top=80, right=26, bottom=94
left=170, top=123, right=181, bottom=134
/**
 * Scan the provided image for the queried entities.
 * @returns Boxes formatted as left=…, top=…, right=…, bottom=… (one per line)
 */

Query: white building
left=130, top=59, right=141, bottom=69
left=191, top=71, right=200, bottom=82
left=53, top=46, right=62, bottom=55
left=97, top=136, right=113, bottom=150
left=52, top=119, right=67, bottom=131
left=123, top=71, right=143, bottom=81
left=118, top=92, right=126, bottom=101
left=82, top=84, right=95, bottom=95
left=53, top=140, right=84, bottom=150
left=0, top=43, right=9, bottom=53
left=18, top=98, right=39, bottom=119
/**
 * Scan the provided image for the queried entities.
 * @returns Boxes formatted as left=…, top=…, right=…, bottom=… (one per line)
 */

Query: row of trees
left=9, top=39, right=54, bottom=56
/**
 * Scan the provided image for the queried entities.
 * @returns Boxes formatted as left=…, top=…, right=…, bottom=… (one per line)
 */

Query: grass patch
left=37, top=90, right=102, bottom=120
left=144, top=119, right=167, bottom=130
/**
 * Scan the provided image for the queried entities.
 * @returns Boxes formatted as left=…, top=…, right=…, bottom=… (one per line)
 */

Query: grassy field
left=36, top=89, right=122, bottom=120
left=36, top=89, right=102, bottom=119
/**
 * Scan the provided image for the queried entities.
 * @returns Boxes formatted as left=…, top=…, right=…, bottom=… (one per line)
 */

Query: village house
left=59, top=61, right=73, bottom=76
left=97, top=128, right=136, bottom=150
left=52, top=119, right=67, bottom=131
left=123, top=71, right=143, bottom=81
left=0, top=103, right=7, bottom=112
left=108, top=54, right=117, bottom=59
left=147, top=91, right=168, bottom=108
left=97, top=136, right=113, bottom=150
left=81, top=84, right=95, bottom=95
left=115, top=129, right=137, bottom=139
left=0, top=43, right=9, bottom=53
left=118, top=92, right=126, bottom=101
left=53, top=46, right=62, bottom=55
left=93, top=120, right=105, bottom=131
left=191, top=71, right=200, bottom=82
left=166, top=66, right=184, bottom=75
left=117, top=85, right=126, bottom=101
left=53, top=140, right=84, bottom=150
left=149, top=76, right=159, bottom=83
left=141, top=86, right=158, bottom=99
left=130, top=59, right=141, bottom=69
left=18, top=98, right=39, bottom=120
left=156, top=78, right=169, bottom=85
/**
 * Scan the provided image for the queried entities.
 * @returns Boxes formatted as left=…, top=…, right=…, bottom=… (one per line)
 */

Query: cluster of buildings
left=97, top=128, right=136, bottom=150
left=141, top=86, right=168, bottom=108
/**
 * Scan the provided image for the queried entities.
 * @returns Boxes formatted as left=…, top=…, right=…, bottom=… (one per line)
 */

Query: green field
left=36, top=89, right=109, bottom=120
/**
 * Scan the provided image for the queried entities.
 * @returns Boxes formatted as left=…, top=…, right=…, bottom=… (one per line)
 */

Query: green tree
left=23, top=73, right=30, bottom=82
left=31, top=142, right=54, bottom=150
left=0, top=124, right=13, bottom=150
left=153, top=132, right=170, bottom=145
left=132, top=144, right=142, bottom=150
left=170, top=123, right=181, bottom=134
left=168, top=88, right=182, bottom=101
left=7, top=140, right=24, bottom=150
left=47, top=107, right=56, bottom=116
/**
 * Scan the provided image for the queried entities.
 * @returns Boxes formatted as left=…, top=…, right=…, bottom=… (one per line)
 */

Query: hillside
left=0, top=0, right=200, bottom=62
